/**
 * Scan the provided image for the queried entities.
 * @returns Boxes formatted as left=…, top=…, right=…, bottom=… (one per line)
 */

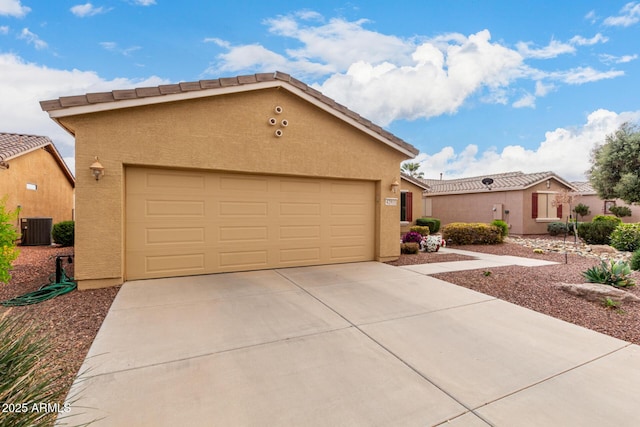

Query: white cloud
left=132, top=0, right=156, bottom=5
left=0, top=53, right=169, bottom=175
left=0, top=25, right=8, bottom=34
left=71, top=3, right=109, bottom=17
left=512, top=93, right=535, bottom=108
left=100, top=41, right=141, bottom=56
left=604, top=2, right=640, bottom=27
left=516, top=39, right=575, bottom=59
left=585, top=10, right=598, bottom=24
left=207, top=13, right=623, bottom=126
left=570, top=33, right=608, bottom=46
left=18, top=28, right=47, bottom=50
left=416, top=109, right=640, bottom=181
left=0, top=0, right=30, bottom=17
left=600, top=53, right=638, bottom=64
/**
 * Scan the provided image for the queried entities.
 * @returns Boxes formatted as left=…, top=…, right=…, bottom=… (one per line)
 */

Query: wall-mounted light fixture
left=390, top=179, right=400, bottom=193
left=0, top=161, right=8, bottom=170
left=546, top=179, right=551, bottom=189
left=90, top=156, right=104, bottom=181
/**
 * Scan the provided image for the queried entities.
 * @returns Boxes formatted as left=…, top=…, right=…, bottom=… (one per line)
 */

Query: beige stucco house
left=0, top=133, right=75, bottom=242
left=423, top=171, right=577, bottom=235
left=571, top=181, right=640, bottom=222
left=41, top=72, right=419, bottom=289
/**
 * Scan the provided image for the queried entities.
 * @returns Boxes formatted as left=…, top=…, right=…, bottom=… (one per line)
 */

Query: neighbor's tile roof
left=0, top=132, right=75, bottom=185
left=570, top=181, right=596, bottom=194
left=40, top=71, right=419, bottom=156
left=422, top=171, right=576, bottom=195
left=0, top=132, right=52, bottom=162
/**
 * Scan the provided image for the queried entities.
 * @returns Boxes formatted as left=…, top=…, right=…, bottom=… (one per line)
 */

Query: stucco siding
left=575, top=194, right=640, bottom=223
left=0, top=148, right=74, bottom=226
left=60, top=88, right=408, bottom=289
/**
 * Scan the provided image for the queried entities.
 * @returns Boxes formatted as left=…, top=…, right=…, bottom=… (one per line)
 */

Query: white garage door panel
left=125, top=168, right=375, bottom=280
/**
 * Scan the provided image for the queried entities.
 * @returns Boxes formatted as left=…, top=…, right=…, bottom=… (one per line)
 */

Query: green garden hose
left=1, top=262, right=76, bottom=307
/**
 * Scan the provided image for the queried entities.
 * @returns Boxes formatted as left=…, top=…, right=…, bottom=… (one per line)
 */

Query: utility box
left=20, top=217, right=53, bottom=246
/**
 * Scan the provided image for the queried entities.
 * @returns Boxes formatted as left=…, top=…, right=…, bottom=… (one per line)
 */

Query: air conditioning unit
left=20, top=217, right=53, bottom=246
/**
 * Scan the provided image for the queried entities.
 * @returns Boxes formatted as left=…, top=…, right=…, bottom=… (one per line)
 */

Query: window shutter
left=406, top=192, right=413, bottom=222
left=532, top=193, right=538, bottom=218
left=557, top=203, right=562, bottom=219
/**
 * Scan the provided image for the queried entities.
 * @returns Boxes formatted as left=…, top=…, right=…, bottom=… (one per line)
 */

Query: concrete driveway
left=61, top=258, right=640, bottom=426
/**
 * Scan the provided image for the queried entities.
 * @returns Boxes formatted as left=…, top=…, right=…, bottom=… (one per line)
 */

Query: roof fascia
left=46, top=81, right=417, bottom=158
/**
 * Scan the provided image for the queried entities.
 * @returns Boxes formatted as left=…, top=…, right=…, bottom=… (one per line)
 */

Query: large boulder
left=555, top=282, right=640, bottom=303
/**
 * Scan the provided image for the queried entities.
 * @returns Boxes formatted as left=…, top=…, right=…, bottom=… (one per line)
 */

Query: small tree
left=0, top=197, right=20, bottom=284
left=401, top=162, right=424, bottom=178
left=573, top=203, right=590, bottom=221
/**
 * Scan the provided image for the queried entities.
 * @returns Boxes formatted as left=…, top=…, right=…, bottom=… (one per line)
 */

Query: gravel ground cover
left=2, top=239, right=639, bottom=425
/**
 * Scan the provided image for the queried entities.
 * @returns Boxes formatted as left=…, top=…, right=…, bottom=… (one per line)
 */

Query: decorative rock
left=554, top=282, right=640, bottom=304
left=506, top=236, right=631, bottom=263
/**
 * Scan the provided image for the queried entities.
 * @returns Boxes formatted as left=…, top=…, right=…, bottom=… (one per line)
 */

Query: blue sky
left=1, top=0, right=640, bottom=180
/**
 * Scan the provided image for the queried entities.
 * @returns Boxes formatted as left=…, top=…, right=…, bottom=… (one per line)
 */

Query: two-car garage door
left=125, top=167, right=375, bottom=280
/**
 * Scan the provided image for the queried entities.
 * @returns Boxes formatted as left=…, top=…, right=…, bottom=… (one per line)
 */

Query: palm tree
left=401, top=162, right=424, bottom=178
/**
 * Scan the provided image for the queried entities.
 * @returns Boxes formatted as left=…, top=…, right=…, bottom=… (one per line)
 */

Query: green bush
left=610, top=223, right=640, bottom=252
left=0, top=197, right=20, bottom=284
left=442, top=222, right=503, bottom=245
left=609, top=205, right=632, bottom=218
left=52, top=220, right=74, bottom=247
left=583, top=260, right=635, bottom=288
left=573, top=203, right=590, bottom=221
left=578, top=220, right=619, bottom=245
left=491, top=220, right=509, bottom=237
left=547, top=222, right=568, bottom=236
left=409, top=226, right=430, bottom=236
left=416, top=217, right=440, bottom=233
left=400, top=242, right=419, bottom=254
left=0, top=312, right=66, bottom=427
left=631, top=249, right=640, bottom=271
left=592, top=215, right=622, bottom=225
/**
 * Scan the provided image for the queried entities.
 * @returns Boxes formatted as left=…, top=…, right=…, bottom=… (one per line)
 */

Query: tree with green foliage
left=401, top=162, right=424, bottom=178
left=573, top=203, right=590, bottom=221
left=588, top=122, right=640, bottom=204
left=609, top=205, right=632, bottom=218
left=0, top=197, right=20, bottom=284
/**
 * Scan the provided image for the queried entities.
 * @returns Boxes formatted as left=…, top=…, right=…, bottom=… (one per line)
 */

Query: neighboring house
left=423, top=171, right=577, bottom=235
left=41, top=72, right=419, bottom=289
left=571, top=181, right=640, bottom=223
left=400, top=174, right=429, bottom=234
left=0, top=133, right=75, bottom=241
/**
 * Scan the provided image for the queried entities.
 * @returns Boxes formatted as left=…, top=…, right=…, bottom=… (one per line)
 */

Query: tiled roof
left=40, top=71, right=419, bottom=157
left=422, top=171, right=576, bottom=195
left=570, top=181, right=596, bottom=194
left=0, top=132, right=75, bottom=185
left=401, top=173, right=430, bottom=190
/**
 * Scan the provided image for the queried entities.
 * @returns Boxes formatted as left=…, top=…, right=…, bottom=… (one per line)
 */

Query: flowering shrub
left=422, top=235, right=441, bottom=252
left=402, top=231, right=423, bottom=244
left=409, top=226, right=430, bottom=236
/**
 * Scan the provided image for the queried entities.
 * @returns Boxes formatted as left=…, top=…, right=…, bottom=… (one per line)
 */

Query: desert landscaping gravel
left=2, top=238, right=639, bottom=425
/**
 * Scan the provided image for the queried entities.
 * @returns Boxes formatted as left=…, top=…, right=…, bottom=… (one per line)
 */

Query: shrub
left=400, top=242, right=419, bottom=254
left=401, top=231, right=423, bottom=244
left=0, top=198, right=20, bottom=284
left=416, top=217, right=440, bottom=233
left=547, top=222, right=568, bottom=236
left=631, top=249, right=640, bottom=271
left=610, top=223, right=640, bottom=252
left=583, top=260, right=635, bottom=288
left=0, top=312, right=66, bottom=427
left=609, top=205, right=633, bottom=218
left=578, top=221, right=619, bottom=245
left=593, top=215, right=622, bottom=225
left=491, top=220, right=509, bottom=237
left=52, top=220, right=74, bottom=247
left=442, top=222, right=503, bottom=245
left=573, top=203, right=590, bottom=221
left=423, top=235, right=441, bottom=252
left=409, top=226, right=430, bottom=236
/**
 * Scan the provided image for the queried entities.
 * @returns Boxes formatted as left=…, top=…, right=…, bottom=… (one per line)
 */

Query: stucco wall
left=574, top=194, right=640, bottom=223
left=59, top=87, right=409, bottom=289
left=522, top=181, right=570, bottom=235
left=0, top=147, right=74, bottom=229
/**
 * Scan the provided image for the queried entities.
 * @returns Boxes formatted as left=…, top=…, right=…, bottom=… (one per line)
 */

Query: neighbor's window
left=26, top=183, right=37, bottom=191
left=400, top=191, right=413, bottom=222
left=532, top=192, right=561, bottom=220
left=604, top=200, right=616, bottom=214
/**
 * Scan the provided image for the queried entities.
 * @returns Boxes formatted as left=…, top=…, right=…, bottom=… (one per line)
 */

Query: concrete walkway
left=59, top=253, right=640, bottom=426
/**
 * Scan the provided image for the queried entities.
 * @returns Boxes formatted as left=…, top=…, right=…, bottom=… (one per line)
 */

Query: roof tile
left=178, top=82, right=202, bottom=91
left=59, top=95, right=89, bottom=108
left=135, top=87, right=162, bottom=98
left=112, top=89, right=137, bottom=100
left=199, top=79, right=221, bottom=89
left=87, top=92, right=115, bottom=104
